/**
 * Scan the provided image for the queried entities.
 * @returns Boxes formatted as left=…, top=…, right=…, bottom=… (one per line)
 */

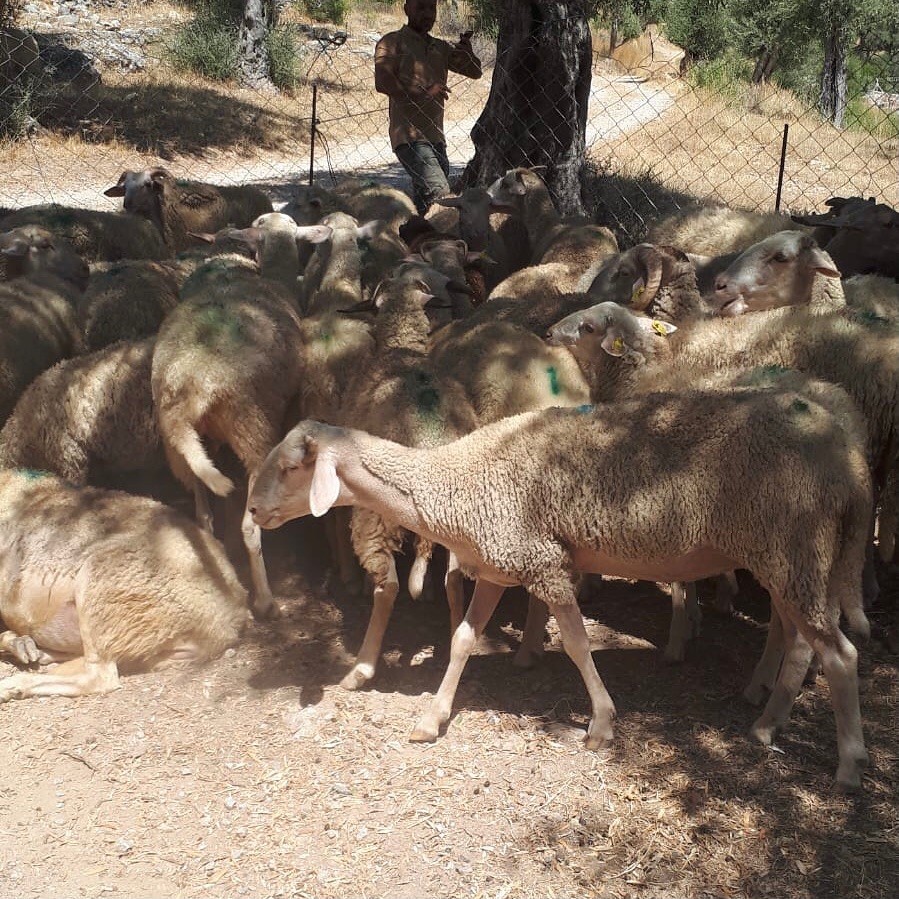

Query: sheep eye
left=771, top=252, right=789, bottom=263
left=580, top=321, right=595, bottom=333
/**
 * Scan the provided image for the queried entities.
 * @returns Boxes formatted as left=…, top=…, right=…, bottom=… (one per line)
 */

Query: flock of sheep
left=0, top=164, right=897, bottom=793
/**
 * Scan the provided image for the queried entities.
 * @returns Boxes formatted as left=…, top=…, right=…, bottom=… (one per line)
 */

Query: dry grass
left=0, top=520, right=896, bottom=899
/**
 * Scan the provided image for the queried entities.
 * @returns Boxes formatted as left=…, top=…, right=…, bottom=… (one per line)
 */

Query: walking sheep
left=249, top=396, right=872, bottom=790
left=0, top=468, right=248, bottom=703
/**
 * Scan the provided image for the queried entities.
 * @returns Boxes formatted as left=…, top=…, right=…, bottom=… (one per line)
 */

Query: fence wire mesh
left=1, top=0, right=897, bottom=245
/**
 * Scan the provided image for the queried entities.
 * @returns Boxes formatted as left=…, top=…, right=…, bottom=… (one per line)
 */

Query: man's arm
left=447, top=32, right=482, bottom=79
left=375, top=36, right=450, bottom=100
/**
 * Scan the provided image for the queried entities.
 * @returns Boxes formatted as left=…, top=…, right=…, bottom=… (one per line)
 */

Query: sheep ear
left=600, top=327, right=628, bottom=357
left=309, top=449, right=340, bottom=518
left=296, top=224, right=333, bottom=245
left=635, top=318, right=677, bottom=337
left=808, top=248, right=841, bottom=278
left=435, top=196, right=462, bottom=208
left=103, top=172, right=128, bottom=197
left=356, top=220, right=382, bottom=241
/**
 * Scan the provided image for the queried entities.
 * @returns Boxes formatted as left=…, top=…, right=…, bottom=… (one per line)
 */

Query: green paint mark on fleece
left=743, top=364, right=791, bottom=386
left=849, top=308, right=893, bottom=329
left=195, top=301, right=244, bottom=345
left=406, top=370, right=440, bottom=416
left=546, top=366, right=560, bottom=396
left=791, top=398, right=810, bottom=414
left=20, top=468, right=49, bottom=480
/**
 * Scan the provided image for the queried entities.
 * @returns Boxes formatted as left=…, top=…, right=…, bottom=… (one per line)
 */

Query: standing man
left=375, top=0, right=482, bottom=214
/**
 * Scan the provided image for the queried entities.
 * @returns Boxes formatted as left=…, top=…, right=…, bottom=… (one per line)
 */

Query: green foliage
left=0, top=80, right=39, bottom=140
left=665, top=0, right=729, bottom=60
left=467, top=0, right=499, bottom=38
left=267, top=25, right=305, bottom=91
left=687, top=49, right=752, bottom=99
left=167, top=2, right=239, bottom=81
left=301, top=0, right=349, bottom=26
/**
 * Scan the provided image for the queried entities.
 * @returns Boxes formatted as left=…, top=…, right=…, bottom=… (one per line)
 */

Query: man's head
left=404, top=0, right=437, bottom=34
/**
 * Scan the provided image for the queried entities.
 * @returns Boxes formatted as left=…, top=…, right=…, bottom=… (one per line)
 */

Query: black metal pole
left=775, top=123, right=789, bottom=211
left=308, top=82, right=318, bottom=186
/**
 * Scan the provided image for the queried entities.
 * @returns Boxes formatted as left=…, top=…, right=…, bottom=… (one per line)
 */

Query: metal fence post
left=308, top=81, right=318, bottom=186
left=775, top=123, right=789, bottom=212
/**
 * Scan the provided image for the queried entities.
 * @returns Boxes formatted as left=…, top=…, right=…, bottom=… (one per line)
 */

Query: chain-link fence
left=1, top=1, right=897, bottom=244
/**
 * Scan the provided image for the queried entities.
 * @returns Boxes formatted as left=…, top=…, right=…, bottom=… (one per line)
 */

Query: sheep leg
left=444, top=551, right=465, bottom=637
left=0, top=631, right=59, bottom=666
left=664, top=581, right=700, bottom=663
left=411, top=578, right=506, bottom=743
left=329, top=508, right=363, bottom=595
left=241, top=473, right=277, bottom=619
left=193, top=479, right=215, bottom=534
left=550, top=601, right=617, bottom=749
left=712, top=571, right=739, bottom=614
left=744, top=607, right=785, bottom=705
left=749, top=604, right=812, bottom=745
left=0, top=657, right=119, bottom=703
left=514, top=594, right=549, bottom=668
left=340, top=555, right=400, bottom=691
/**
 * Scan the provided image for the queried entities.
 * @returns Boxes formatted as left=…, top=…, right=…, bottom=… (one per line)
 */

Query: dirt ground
left=1, top=515, right=896, bottom=899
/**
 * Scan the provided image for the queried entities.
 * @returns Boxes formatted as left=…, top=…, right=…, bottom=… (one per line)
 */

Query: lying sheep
left=0, top=468, right=248, bottom=702
left=793, top=197, right=899, bottom=280
left=0, top=226, right=85, bottom=424
left=80, top=260, right=181, bottom=351
left=647, top=205, right=807, bottom=257
left=338, top=275, right=480, bottom=690
left=151, top=255, right=306, bottom=617
left=0, top=203, right=168, bottom=263
left=283, top=177, right=415, bottom=233
left=0, top=339, right=163, bottom=488
left=104, top=167, right=273, bottom=255
left=250, top=395, right=873, bottom=790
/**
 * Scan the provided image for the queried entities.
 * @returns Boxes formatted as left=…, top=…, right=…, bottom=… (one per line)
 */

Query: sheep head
left=545, top=301, right=676, bottom=366
left=250, top=422, right=352, bottom=526
left=710, top=231, right=841, bottom=316
left=0, top=225, right=89, bottom=290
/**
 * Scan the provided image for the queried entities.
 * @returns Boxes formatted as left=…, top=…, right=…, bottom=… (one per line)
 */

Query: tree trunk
left=459, top=0, right=594, bottom=216
left=751, top=47, right=777, bottom=84
left=609, top=16, right=618, bottom=51
left=820, top=25, right=848, bottom=127
left=237, top=0, right=275, bottom=90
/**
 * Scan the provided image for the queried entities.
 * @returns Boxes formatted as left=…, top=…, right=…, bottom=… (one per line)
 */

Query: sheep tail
left=166, top=419, right=234, bottom=497
left=408, top=535, right=434, bottom=600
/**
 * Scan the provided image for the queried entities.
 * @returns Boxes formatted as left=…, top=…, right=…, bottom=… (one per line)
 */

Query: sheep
left=485, top=167, right=618, bottom=269
left=151, top=255, right=306, bottom=617
left=80, top=261, right=181, bottom=351
left=0, top=204, right=169, bottom=264
left=647, top=205, right=808, bottom=257
left=580, top=243, right=711, bottom=324
left=103, top=167, right=273, bottom=255
left=302, top=211, right=380, bottom=314
left=793, top=197, right=899, bottom=280
left=709, top=231, right=846, bottom=316
left=283, top=177, right=415, bottom=233
left=0, top=227, right=86, bottom=424
left=337, top=275, right=481, bottom=690
left=0, top=339, right=164, bottom=489
left=249, top=393, right=872, bottom=790
left=431, top=186, right=532, bottom=292
left=0, top=468, right=248, bottom=702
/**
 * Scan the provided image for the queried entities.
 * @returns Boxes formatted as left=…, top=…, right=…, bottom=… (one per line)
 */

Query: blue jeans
left=394, top=140, right=451, bottom=214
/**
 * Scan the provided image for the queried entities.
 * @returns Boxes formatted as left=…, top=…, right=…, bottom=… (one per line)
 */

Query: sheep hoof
left=749, top=719, right=778, bottom=746
left=584, top=730, right=614, bottom=751
left=9, top=636, right=53, bottom=666
left=409, top=717, right=440, bottom=743
left=835, top=754, right=868, bottom=793
left=512, top=646, right=544, bottom=669
left=339, top=666, right=372, bottom=691
left=251, top=596, right=282, bottom=620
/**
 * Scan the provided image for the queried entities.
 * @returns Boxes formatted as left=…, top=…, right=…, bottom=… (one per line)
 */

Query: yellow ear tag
left=632, top=285, right=644, bottom=301
left=651, top=320, right=669, bottom=336
left=612, top=336, right=625, bottom=354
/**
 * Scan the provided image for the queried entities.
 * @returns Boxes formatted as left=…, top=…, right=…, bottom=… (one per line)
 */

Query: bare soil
left=1, top=519, right=896, bottom=899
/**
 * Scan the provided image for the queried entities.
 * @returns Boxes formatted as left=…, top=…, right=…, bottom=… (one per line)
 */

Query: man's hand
left=457, top=31, right=474, bottom=49
left=423, top=81, right=451, bottom=101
